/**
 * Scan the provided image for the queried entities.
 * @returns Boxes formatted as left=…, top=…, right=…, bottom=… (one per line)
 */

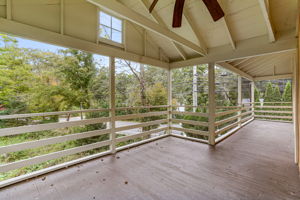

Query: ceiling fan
left=149, top=0, right=224, bottom=28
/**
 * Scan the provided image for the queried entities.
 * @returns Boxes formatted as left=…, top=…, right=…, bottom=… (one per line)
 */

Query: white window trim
left=97, top=9, right=124, bottom=48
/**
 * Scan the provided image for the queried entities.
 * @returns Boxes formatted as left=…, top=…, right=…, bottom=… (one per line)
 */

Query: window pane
left=112, top=30, right=122, bottom=43
left=100, top=12, right=111, bottom=27
left=112, top=17, right=122, bottom=31
left=100, top=25, right=111, bottom=40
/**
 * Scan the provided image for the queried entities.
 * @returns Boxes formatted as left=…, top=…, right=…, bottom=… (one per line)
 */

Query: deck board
left=1, top=120, right=300, bottom=200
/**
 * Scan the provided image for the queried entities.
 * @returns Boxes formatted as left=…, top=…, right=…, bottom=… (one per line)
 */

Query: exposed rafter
left=221, top=17, right=235, bottom=49
left=216, top=62, right=253, bottom=81
left=173, top=43, right=187, bottom=60
left=86, top=0, right=205, bottom=55
left=140, top=0, right=188, bottom=60
left=183, top=8, right=207, bottom=54
left=258, top=0, right=275, bottom=42
left=170, top=31, right=297, bottom=68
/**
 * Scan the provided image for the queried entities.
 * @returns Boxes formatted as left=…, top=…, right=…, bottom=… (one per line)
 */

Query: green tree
left=146, top=82, right=167, bottom=105
left=273, top=85, right=281, bottom=102
left=264, top=82, right=274, bottom=102
left=254, top=87, right=260, bottom=102
left=59, top=49, right=96, bottom=109
left=282, top=81, right=292, bottom=102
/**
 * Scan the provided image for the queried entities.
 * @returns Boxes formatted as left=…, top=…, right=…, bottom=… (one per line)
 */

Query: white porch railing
left=0, top=102, right=292, bottom=187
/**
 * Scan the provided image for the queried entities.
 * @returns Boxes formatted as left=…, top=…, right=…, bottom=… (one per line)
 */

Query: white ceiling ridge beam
left=170, top=30, right=297, bottom=68
left=183, top=8, right=208, bottom=54
left=216, top=62, right=253, bottom=81
left=0, top=18, right=169, bottom=69
left=221, top=17, right=236, bottom=50
left=86, top=0, right=205, bottom=56
left=139, top=0, right=187, bottom=60
left=258, top=0, right=275, bottom=42
left=253, top=74, right=293, bottom=81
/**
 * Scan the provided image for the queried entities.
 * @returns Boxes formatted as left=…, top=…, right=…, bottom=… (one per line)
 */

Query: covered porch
left=0, top=0, right=299, bottom=199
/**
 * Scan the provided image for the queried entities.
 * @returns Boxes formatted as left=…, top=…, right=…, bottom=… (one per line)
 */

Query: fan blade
left=172, top=0, right=185, bottom=28
left=149, top=0, right=159, bottom=13
left=202, top=0, right=224, bottom=21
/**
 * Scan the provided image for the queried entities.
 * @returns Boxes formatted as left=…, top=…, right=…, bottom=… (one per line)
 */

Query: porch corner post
left=208, top=62, right=216, bottom=145
left=237, top=76, right=242, bottom=127
left=293, top=53, right=299, bottom=165
left=167, top=68, right=172, bottom=135
left=251, top=81, right=255, bottom=119
left=109, top=56, right=116, bottom=153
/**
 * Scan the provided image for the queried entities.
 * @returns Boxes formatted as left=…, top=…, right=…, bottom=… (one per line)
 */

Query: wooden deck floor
left=1, top=120, right=300, bottom=200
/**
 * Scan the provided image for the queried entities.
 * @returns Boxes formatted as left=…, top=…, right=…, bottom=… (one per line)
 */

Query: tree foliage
left=282, top=81, right=292, bottom=102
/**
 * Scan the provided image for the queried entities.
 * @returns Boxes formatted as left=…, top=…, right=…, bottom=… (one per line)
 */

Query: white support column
left=167, top=68, right=172, bottom=135
left=208, top=62, right=216, bottom=145
left=251, top=81, right=255, bottom=118
left=293, top=54, right=299, bottom=164
left=109, top=56, right=116, bottom=153
left=192, top=66, right=198, bottom=112
left=237, top=76, right=242, bottom=127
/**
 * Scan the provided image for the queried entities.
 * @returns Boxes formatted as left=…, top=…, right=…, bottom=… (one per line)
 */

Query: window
left=99, top=11, right=123, bottom=44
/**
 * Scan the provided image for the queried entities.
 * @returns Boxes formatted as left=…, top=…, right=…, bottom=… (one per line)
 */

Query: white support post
left=192, top=66, right=198, bottom=112
left=237, top=76, right=242, bottom=127
left=167, top=69, right=172, bottom=135
left=208, top=62, right=216, bottom=145
left=109, top=56, right=116, bottom=153
left=251, top=81, right=255, bottom=118
left=293, top=54, right=299, bottom=164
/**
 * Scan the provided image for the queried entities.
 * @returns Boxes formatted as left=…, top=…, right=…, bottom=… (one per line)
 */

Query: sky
left=15, top=37, right=110, bottom=67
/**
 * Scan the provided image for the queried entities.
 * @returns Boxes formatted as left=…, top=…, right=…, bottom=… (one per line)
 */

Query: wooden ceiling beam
left=87, top=0, right=205, bottom=56
left=183, top=8, right=207, bottom=54
left=258, top=0, right=275, bottom=42
left=173, top=43, right=187, bottom=60
left=221, top=17, right=236, bottom=50
left=170, top=30, right=297, bottom=68
left=140, top=0, right=188, bottom=60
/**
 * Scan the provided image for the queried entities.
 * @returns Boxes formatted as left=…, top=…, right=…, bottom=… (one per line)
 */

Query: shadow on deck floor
left=1, top=120, right=300, bottom=200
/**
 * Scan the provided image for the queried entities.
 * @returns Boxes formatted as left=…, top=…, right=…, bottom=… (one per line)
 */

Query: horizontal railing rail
left=252, top=102, right=293, bottom=122
left=215, top=104, right=254, bottom=140
left=0, top=108, right=110, bottom=120
left=0, top=105, right=169, bottom=183
left=0, top=102, right=293, bottom=187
